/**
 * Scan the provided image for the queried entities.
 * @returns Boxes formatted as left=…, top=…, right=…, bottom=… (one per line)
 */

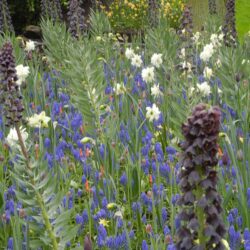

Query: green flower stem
left=36, top=191, right=58, bottom=249
left=15, top=125, right=58, bottom=249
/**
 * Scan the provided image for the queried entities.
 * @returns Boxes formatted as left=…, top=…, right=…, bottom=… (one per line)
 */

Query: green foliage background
left=236, top=0, right=250, bottom=41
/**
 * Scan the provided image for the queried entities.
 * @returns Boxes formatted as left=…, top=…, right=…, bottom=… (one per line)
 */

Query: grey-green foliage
left=11, top=146, right=79, bottom=249
left=41, top=19, right=107, bottom=135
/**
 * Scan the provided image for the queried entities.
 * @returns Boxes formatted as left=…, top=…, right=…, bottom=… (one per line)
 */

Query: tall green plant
left=41, top=19, right=107, bottom=136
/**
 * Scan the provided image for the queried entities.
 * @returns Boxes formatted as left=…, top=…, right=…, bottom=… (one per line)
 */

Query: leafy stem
left=14, top=125, right=58, bottom=250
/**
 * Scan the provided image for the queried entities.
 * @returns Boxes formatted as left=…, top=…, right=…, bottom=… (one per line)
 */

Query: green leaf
left=0, top=192, right=3, bottom=209
left=132, top=167, right=139, bottom=201
left=59, top=225, right=80, bottom=246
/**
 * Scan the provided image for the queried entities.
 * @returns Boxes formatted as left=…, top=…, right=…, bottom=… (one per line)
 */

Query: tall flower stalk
left=177, top=5, right=194, bottom=74
left=178, top=5, right=193, bottom=41
left=222, top=0, right=237, bottom=47
left=0, top=42, right=23, bottom=127
left=176, top=104, right=226, bottom=249
left=0, top=0, right=14, bottom=34
left=67, top=0, right=86, bottom=38
left=208, top=0, right=217, bottom=15
left=40, top=0, right=63, bottom=22
left=0, top=42, right=58, bottom=249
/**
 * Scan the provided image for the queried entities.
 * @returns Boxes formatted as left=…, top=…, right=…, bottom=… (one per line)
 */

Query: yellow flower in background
left=101, top=0, right=149, bottom=32
left=160, top=0, right=185, bottom=29
left=107, top=203, right=117, bottom=209
left=99, top=218, right=109, bottom=227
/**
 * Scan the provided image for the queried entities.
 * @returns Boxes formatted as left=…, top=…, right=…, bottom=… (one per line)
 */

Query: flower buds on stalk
left=54, top=0, right=63, bottom=20
left=176, top=104, right=226, bottom=249
left=177, top=6, right=194, bottom=74
left=40, top=0, right=63, bottom=22
left=67, top=0, right=86, bottom=39
left=0, top=0, right=14, bottom=34
left=178, top=6, right=193, bottom=41
left=208, top=0, right=217, bottom=15
left=40, top=0, right=50, bottom=19
left=0, top=42, right=24, bottom=126
left=222, top=0, right=237, bottom=47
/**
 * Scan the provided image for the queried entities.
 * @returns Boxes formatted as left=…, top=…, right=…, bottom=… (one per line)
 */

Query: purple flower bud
left=75, top=214, right=83, bottom=224
left=7, top=237, right=14, bottom=250
left=166, top=146, right=177, bottom=155
left=120, top=172, right=127, bottom=186
left=142, top=240, right=149, bottom=250
left=44, top=138, right=51, bottom=148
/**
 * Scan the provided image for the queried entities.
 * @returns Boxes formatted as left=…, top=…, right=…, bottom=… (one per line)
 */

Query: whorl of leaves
left=67, top=0, right=86, bottom=38
left=208, top=0, right=217, bottom=15
left=0, top=0, right=14, bottom=34
left=176, top=104, right=226, bottom=250
left=0, top=42, right=24, bottom=126
left=222, top=0, right=237, bottom=47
